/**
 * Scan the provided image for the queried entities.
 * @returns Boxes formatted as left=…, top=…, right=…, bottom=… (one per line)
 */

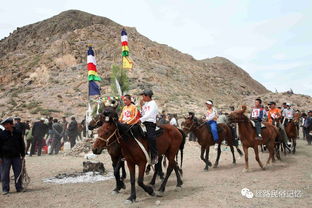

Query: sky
left=1, top=0, right=311, bottom=96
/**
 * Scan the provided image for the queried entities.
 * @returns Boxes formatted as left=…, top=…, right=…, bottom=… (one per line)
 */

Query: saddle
left=128, top=123, right=164, bottom=139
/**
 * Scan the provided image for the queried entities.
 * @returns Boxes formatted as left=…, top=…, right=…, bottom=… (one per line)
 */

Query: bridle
left=97, top=126, right=122, bottom=147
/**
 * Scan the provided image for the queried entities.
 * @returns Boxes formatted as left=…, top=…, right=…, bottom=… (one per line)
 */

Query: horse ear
left=242, top=105, right=247, bottom=112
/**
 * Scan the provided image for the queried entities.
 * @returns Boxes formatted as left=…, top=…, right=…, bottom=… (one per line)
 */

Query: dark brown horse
left=285, top=118, right=298, bottom=154
left=98, top=109, right=184, bottom=203
left=229, top=106, right=278, bottom=172
left=89, top=114, right=127, bottom=194
left=182, top=116, right=243, bottom=171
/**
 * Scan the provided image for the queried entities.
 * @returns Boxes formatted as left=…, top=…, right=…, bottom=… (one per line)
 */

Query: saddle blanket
left=250, top=120, right=266, bottom=128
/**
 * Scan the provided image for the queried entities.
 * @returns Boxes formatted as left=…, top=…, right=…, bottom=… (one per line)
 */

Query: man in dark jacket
left=30, top=118, right=48, bottom=156
left=50, top=119, right=63, bottom=154
left=0, top=118, right=26, bottom=195
left=67, top=117, right=78, bottom=148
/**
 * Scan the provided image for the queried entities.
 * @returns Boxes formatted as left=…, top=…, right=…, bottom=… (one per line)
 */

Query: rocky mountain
left=0, top=10, right=310, bottom=120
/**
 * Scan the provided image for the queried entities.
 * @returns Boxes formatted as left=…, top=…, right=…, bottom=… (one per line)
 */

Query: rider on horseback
left=139, top=89, right=159, bottom=165
left=268, top=101, right=289, bottom=144
left=250, top=98, right=264, bottom=140
left=282, top=103, right=294, bottom=127
left=119, top=95, right=140, bottom=125
left=204, top=100, right=219, bottom=146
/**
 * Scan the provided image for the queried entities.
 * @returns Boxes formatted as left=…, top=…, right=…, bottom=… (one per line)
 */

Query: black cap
left=188, top=112, right=195, bottom=115
left=1, top=117, right=14, bottom=125
left=308, top=110, right=312, bottom=113
left=14, top=117, right=21, bottom=121
left=140, top=89, right=153, bottom=96
left=268, top=101, right=276, bottom=105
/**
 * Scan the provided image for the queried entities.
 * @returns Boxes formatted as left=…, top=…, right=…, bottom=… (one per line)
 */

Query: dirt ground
left=1, top=139, right=311, bottom=208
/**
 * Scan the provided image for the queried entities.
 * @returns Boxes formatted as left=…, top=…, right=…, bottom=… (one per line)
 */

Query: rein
left=97, top=129, right=120, bottom=147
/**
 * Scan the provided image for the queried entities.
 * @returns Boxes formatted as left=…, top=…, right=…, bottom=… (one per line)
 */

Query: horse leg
left=173, top=162, right=183, bottom=188
left=292, top=138, right=296, bottom=154
left=112, top=159, right=125, bottom=194
left=253, top=146, right=265, bottom=170
left=200, top=146, right=208, bottom=170
left=150, top=162, right=159, bottom=186
left=230, top=145, right=236, bottom=164
left=235, top=145, right=243, bottom=157
left=137, top=163, right=155, bottom=196
left=204, top=146, right=212, bottom=171
left=266, top=143, right=274, bottom=166
left=157, top=156, right=175, bottom=195
left=120, top=160, right=127, bottom=180
left=275, top=143, right=281, bottom=160
left=157, top=155, right=164, bottom=180
left=213, top=143, right=222, bottom=168
left=242, top=145, right=249, bottom=172
left=125, top=162, right=136, bottom=203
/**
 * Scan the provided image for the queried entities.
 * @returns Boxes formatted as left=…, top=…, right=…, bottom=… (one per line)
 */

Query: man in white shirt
left=139, top=89, right=159, bottom=164
left=282, top=103, right=294, bottom=127
left=169, top=114, right=178, bottom=127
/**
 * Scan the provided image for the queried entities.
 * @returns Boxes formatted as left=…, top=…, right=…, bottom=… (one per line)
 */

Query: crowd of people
left=0, top=115, right=85, bottom=194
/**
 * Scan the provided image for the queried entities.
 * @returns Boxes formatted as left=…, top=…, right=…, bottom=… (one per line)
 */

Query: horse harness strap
left=129, top=129, right=152, bottom=165
left=98, top=129, right=119, bottom=146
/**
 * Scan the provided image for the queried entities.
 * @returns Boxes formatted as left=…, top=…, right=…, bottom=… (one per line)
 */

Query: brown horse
left=285, top=118, right=298, bottom=154
left=89, top=114, right=127, bottom=194
left=98, top=109, right=184, bottom=203
left=229, top=106, right=278, bottom=172
left=182, top=116, right=243, bottom=171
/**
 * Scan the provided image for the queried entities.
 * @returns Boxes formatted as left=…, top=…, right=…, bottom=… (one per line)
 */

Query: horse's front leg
left=112, top=158, right=125, bottom=194
left=229, top=145, right=236, bottom=164
left=242, top=145, right=249, bottom=172
left=213, top=143, right=222, bottom=168
left=253, top=145, right=265, bottom=170
left=204, top=146, right=212, bottom=170
left=125, top=162, right=136, bottom=203
left=120, top=160, right=127, bottom=180
left=138, top=163, right=155, bottom=196
left=292, top=138, right=296, bottom=154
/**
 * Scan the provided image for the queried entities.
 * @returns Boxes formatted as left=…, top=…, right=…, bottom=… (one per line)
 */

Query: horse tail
left=177, top=128, right=186, bottom=170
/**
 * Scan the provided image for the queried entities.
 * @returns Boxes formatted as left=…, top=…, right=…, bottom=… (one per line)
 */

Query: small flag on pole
left=121, top=29, right=133, bottom=69
left=87, top=47, right=101, bottom=96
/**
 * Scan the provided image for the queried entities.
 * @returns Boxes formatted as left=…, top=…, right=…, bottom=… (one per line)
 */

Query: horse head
left=92, top=109, right=120, bottom=154
left=182, top=115, right=199, bottom=133
left=229, top=106, right=248, bottom=123
left=88, top=113, right=105, bottom=130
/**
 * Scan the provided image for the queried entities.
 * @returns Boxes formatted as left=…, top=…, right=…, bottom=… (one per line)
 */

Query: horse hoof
left=204, top=168, right=209, bottom=171
left=213, top=164, right=218, bottom=168
left=111, top=190, right=118, bottom=195
left=155, top=191, right=164, bottom=197
left=242, top=168, right=248, bottom=173
left=124, top=200, right=134, bottom=204
left=175, top=187, right=182, bottom=192
left=207, top=161, right=212, bottom=167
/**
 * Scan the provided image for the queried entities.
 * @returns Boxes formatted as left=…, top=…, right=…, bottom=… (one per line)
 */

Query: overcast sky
left=1, top=0, right=311, bottom=96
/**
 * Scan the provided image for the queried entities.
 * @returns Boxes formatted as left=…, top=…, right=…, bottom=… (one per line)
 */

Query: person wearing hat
left=204, top=100, right=219, bottom=146
left=139, top=89, right=159, bottom=164
left=282, top=103, right=294, bottom=127
left=14, top=117, right=29, bottom=139
left=30, top=118, right=48, bottom=156
left=0, top=118, right=26, bottom=194
left=250, top=98, right=265, bottom=140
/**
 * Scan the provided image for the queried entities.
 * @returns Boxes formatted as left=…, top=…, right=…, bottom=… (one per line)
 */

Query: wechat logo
left=241, top=188, right=254, bottom=199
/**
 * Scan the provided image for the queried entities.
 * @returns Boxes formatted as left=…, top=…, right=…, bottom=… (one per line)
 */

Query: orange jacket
left=268, top=108, right=281, bottom=123
left=119, top=104, right=140, bottom=125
